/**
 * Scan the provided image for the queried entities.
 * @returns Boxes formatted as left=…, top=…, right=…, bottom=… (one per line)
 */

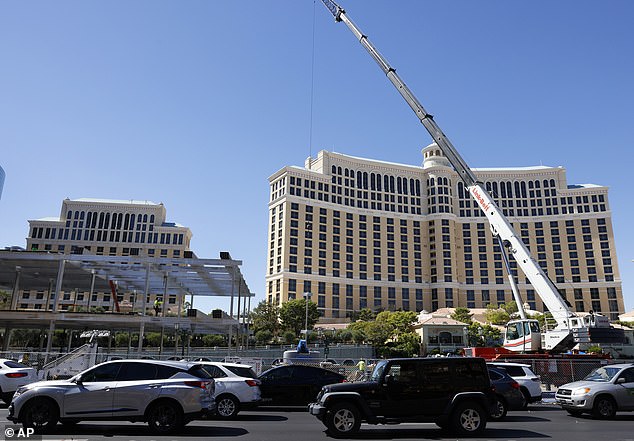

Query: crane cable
left=308, top=0, right=317, bottom=161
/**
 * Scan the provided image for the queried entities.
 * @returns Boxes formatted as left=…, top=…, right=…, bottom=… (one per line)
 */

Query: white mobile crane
left=318, top=0, right=624, bottom=353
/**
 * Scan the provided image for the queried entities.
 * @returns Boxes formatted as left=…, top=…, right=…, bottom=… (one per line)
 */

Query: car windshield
left=370, top=360, right=388, bottom=382
left=584, top=366, right=620, bottom=382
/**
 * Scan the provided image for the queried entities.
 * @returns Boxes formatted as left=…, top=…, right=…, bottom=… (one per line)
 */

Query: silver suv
left=555, top=363, right=634, bottom=419
left=7, top=359, right=216, bottom=433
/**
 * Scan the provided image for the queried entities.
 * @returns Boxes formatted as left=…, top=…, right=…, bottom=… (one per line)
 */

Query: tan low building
left=414, top=311, right=469, bottom=356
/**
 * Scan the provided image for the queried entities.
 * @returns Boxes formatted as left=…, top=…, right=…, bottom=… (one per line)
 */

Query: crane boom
left=319, top=0, right=583, bottom=347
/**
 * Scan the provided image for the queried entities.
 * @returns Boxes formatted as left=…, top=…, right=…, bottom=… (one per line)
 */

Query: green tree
left=0, top=290, right=11, bottom=310
left=358, top=308, right=375, bottom=322
left=202, top=334, right=226, bottom=347
left=250, top=301, right=281, bottom=336
left=363, top=320, right=392, bottom=347
left=467, top=322, right=502, bottom=347
left=485, top=303, right=518, bottom=325
left=114, top=332, right=134, bottom=347
left=335, top=329, right=353, bottom=343
left=11, top=329, right=41, bottom=348
left=383, top=310, right=417, bottom=337
left=381, top=311, right=420, bottom=357
left=451, top=307, right=473, bottom=324
left=384, top=331, right=420, bottom=358
left=145, top=332, right=162, bottom=347
left=351, top=328, right=366, bottom=344
left=348, top=308, right=375, bottom=322
left=254, top=330, right=273, bottom=345
left=349, top=310, right=419, bottom=356
left=282, top=330, right=297, bottom=344
left=279, top=299, right=319, bottom=336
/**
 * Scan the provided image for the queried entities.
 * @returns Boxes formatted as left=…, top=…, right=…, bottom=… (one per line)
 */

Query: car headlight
left=571, top=387, right=591, bottom=395
left=13, top=387, right=26, bottom=398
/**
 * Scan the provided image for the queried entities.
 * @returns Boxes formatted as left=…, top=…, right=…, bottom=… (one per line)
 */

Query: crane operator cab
left=503, top=319, right=541, bottom=352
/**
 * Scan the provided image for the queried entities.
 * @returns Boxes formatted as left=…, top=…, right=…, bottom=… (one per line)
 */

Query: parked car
left=487, top=366, right=526, bottom=420
left=258, top=364, right=346, bottom=406
left=8, top=359, right=216, bottom=434
left=309, top=357, right=496, bottom=437
left=555, top=362, right=634, bottom=419
left=0, top=359, right=38, bottom=404
left=197, top=361, right=261, bottom=419
left=489, top=362, right=542, bottom=406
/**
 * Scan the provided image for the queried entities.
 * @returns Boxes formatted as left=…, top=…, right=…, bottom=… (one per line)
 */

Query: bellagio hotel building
left=266, top=145, right=624, bottom=322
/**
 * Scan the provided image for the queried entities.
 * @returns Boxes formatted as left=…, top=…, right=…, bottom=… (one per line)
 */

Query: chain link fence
left=495, top=357, right=617, bottom=389
left=2, top=347, right=623, bottom=391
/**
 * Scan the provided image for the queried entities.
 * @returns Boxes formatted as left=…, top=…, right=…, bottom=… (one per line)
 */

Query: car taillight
left=245, top=379, right=260, bottom=387
left=185, top=381, right=211, bottom=389
left=5, top=373, right=27, bottom=378
left=511, top=381, right=520, bottom=389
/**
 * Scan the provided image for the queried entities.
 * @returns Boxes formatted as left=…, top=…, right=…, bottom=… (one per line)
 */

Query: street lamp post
left=303, top=292, right=312, bottom=338
left=174, top=323, right=180, bottom=358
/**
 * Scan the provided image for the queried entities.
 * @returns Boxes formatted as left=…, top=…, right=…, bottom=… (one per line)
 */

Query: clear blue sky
left=1, top=1, right=632, bottom=314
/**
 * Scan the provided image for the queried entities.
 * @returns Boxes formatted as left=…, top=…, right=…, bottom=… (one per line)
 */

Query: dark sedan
left=258, top=364, right=346, bottom=406
left=488, top=366, right=526, bottom=420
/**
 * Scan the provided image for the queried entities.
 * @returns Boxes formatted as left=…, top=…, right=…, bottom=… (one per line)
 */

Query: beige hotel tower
left=266, top=145, right=624, bottom=322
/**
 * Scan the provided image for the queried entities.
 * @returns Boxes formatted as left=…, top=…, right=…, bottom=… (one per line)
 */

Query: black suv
left=308, top=357, right=495, bottom=437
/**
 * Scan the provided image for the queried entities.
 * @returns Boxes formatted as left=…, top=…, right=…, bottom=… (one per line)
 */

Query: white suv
left=489, top=362, right=542, bottom=406
left=0, top=359, right=38, bottom=404
left=8, top=359, right=215, bottom=434
left=198, top=362, right=261, bottom=419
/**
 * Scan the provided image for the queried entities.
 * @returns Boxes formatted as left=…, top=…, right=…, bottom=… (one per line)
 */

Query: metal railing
left=3, top=346, right=626, bottom=391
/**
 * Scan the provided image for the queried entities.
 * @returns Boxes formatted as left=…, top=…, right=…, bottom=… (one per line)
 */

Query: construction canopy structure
left=0, top=250, right=254, bottom=354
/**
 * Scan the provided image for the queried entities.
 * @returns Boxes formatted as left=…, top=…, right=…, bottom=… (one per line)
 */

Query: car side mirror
left=616, top=377, right=626, bottom=384
left=383, top=374, right=394, bottom=385
left=73, top=378, right=83, bottom=385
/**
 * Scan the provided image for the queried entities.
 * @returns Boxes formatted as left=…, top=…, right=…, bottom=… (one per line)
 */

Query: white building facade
left=22, top=198, right=193, bottom=313
left=266, top=146, right=624, bottom=322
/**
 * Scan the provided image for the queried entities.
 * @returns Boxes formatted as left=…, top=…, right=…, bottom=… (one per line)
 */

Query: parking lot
left=2, top=403, right=633, bottom=441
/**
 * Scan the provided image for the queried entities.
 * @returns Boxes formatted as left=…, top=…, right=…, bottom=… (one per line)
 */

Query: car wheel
left=146, top=400, right=183, bottom=434
left=21, top=398, right=59, bottom=433
left=592, top=395, right=617, bottom=419
left=216, top=395, right=240, bottom=419
left=450, top=401, right=487, bottom=436
left=520, top=387, right=531, bottom=408
left=325, top=402, right=361, bottom=437
left=490, top=396, right=508, bottom=421
left=566, top=409, right=584, bottom=417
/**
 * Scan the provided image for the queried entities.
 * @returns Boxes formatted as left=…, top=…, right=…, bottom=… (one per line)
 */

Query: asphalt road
left=1, top=403, right=633, bottom=441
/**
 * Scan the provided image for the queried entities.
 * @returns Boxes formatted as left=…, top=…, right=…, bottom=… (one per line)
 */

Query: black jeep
left=308, top=357, right=495, bottom=437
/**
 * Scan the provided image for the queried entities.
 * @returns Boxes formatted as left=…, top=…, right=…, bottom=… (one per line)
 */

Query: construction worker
left=153, top=297, right=163, bottom=316
left=355, top=359, right=367, bottom=380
